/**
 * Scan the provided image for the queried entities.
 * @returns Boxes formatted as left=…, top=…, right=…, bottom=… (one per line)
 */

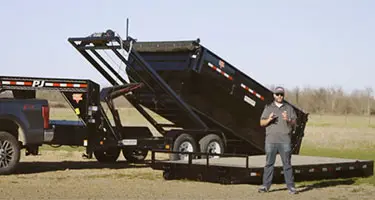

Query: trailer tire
left=199, top=134, right=224, bottom=158
left=0, top=131, right=21, bottom=175
left=122, top=148, right=148, bottom=163
left=94, top=148, right=120, bottom=163
left=170, top=134, right=198, bottom=161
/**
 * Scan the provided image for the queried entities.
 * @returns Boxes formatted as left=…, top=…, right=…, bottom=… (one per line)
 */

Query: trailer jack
left=82, top=153, right=91, bottom=159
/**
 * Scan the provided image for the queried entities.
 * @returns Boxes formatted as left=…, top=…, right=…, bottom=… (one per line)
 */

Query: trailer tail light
left=250, top=172, right=260, bottom=177
left=42, top=105, right=49, bottom=129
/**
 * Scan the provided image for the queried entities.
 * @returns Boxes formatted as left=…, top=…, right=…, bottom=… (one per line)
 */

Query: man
left=258, top=86, right=298, bottom=194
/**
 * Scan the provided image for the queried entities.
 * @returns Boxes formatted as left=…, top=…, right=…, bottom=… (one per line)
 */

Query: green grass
left=300, top=145, right=375, bottom=160
left=50, top=107, right=168, bottom=123
left=85, top=172, right=158, bottom=180
left=39, top=145, right=85, bottom=152
left=328, top=197, right=349, bottom=200
left=307, top=114, right=375, bottom=128
left=299, top=145, right=375, bottom=186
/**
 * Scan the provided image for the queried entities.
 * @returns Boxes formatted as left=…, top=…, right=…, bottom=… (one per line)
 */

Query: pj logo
left=32, top=80, right=45, bottom=87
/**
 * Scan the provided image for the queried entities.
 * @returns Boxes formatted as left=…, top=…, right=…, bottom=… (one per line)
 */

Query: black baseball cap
left=274, top=86, right=285, bottom=94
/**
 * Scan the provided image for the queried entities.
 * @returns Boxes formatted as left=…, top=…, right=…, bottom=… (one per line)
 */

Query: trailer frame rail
left=150, top=150, right=374, bottom=184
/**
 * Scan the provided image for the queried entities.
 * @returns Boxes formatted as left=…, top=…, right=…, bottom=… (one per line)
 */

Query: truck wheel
left=94, top=148, right=120, bottom=163
left=122, top=148, right=148, bottom=163
left=0, top=131, right=21, bottom=175
left=170, top=133, right=198, bottom=161
left=199, top=134, right=224, bottom=158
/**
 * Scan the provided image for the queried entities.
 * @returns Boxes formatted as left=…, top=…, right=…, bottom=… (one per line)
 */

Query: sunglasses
left=275, top=93, right=284, bottom=97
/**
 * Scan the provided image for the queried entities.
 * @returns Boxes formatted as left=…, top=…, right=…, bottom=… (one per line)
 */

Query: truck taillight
left=42, top=105, right=49, bottom=129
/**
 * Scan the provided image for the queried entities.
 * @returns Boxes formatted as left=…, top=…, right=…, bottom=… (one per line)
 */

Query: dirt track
left=0, top=150, right=374, bottom=199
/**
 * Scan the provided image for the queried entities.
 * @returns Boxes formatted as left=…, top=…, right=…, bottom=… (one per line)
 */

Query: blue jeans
left=262, top=143, right=295, bottom=190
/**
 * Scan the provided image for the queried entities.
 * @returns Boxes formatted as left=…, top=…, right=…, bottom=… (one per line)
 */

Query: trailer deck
left=151, top=150, right=374, bottom=184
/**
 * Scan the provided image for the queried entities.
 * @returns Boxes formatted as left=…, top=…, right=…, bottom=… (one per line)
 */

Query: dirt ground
left=0, top=150, right=374, bottom=200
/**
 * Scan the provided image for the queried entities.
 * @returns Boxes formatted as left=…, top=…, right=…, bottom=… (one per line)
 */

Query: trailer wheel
left=170, top=134, right=198, bottom=161
left=122, top=148, right=148, bottom=163
left=199, top=134, right=224, bottom=158
left=94, top=148, right=120, bottom=163
left=0, top=131, right=21, bottom=175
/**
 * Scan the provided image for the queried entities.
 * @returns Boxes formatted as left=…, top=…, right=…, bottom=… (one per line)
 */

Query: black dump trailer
left=67, top=30, right=308, bottom=160
left=67, top=30, right=372, bottom=184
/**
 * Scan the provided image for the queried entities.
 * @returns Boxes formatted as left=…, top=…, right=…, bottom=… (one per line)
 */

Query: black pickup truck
left=0, top=98, right=51, bottom=175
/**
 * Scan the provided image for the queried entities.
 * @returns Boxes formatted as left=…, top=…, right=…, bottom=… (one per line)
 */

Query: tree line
left=274, top=86, right=375, bottom=115
left=2, top=86, right=374, bottom=116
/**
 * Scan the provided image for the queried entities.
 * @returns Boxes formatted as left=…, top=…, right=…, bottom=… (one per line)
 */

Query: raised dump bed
left=127, top=39, right=308, bottom=155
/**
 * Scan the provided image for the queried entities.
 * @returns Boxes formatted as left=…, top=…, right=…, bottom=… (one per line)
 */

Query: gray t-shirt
left=260, top=101, right=297, bottom=144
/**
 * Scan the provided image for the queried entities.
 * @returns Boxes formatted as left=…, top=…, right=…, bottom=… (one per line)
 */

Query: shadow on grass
left=11, top=160, right=152, bottom=175
left=268, top=179, right=355, bottom=193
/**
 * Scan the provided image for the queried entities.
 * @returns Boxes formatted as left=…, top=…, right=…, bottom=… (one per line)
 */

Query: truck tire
left=199, top=134, right=224, bottom=158
left=94, top=147, right=120, bottom=163
left=122, top=148, right=148, bottom=163
left=170, top=133, right=198, bottom=161
left=0, top=131, right=21, bottom=175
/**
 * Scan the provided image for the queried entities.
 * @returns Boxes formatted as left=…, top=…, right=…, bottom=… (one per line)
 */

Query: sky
left=0, top=0, right=374, bottom=94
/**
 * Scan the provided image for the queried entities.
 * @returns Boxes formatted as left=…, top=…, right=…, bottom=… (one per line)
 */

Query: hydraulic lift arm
left=99, top=83, right=144, bottom=141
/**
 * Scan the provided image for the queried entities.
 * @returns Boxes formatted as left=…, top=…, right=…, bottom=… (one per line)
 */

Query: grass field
left=299, top=114, right=375, bottom=186
left=306, top=114, right=375, bottom=128
left=45, top=107, right=375, bottom=186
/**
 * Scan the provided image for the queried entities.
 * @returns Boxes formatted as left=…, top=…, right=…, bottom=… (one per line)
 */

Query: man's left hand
left=282, top=111, right=288, bottom=121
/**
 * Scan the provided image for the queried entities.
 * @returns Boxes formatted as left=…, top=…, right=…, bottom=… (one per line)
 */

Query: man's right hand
left=268, top=112, right=275, bottom=120
left=261, top=112, right=276, bottom=127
